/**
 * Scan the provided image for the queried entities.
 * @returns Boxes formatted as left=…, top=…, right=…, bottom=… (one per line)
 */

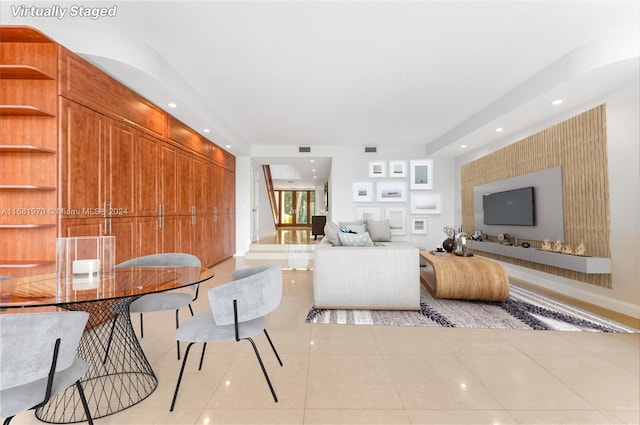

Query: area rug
left=305, top=284, right=638, bottom=333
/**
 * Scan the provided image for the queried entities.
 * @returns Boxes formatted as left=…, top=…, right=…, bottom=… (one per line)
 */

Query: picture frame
left=410, top=192, right=441, bottom=214
left=356, top=206, right=381, bottom=223
left=410, top=216, right=429, bottom=234
left=352, top=181, right=373, bottom=202
left=385, top=206, right=407, bottom=235
left=376, top=180, right=407, bottom=202
left=368, top=160, right=387, bottom=178
left=410, top=159, right=434, bottom=189
left=388, top=160, right=407, bottom=178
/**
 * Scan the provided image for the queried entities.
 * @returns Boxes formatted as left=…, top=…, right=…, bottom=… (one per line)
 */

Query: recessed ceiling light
left=552, top=99, right=563, bottom=105
left=495, top=127, right=503, bottom=132
left=225, top=145, right=231, bottom=149
left=461, top=144, right=467, bottom=149
left=312, top=169, right=316, bottom=172
left=203, top=128, right=210, bottom=133
left=167, top=102, right=177, bottom=108
left=310, top=159, right=315, bottom=163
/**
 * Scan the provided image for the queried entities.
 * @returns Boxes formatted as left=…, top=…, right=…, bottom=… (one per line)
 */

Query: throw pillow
left=366, top=219, right=392, bottom=242
left=324, top=222, right=341, bottom=246
left=339, top=223, right=366, bottom=234
left=338, top=231, right=374, bottom=247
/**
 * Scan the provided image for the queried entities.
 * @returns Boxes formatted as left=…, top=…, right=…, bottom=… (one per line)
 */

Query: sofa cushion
left=366, top=219, right=392, bottom=242
left=324, top=222, right=342, bottom=246
left=338, top=231, right=374, bottom=247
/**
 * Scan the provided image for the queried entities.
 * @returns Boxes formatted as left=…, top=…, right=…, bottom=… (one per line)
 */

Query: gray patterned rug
left=305, top=284, right=638, bottom=333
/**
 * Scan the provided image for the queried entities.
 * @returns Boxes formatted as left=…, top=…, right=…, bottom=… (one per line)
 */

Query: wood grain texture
left=461, top=105, right=611, bottom=287
left=420, top=251, right=510, bottom=301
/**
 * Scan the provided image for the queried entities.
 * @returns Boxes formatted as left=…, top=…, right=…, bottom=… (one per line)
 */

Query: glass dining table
left=0, top=265, right=214, bottom=423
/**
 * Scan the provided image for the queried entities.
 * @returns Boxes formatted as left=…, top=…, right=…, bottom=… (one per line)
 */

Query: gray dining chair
left=170, top=263, right=283, bottom=411
left=111, top=253, right=202, bottom=360
left=0, top=311, right=94, bottom=425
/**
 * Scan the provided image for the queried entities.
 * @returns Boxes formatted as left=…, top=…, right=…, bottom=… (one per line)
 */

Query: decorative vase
left=442, top=238, right=455, bottom=253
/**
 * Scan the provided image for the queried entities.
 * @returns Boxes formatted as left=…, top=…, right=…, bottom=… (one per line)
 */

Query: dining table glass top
left=0, top=266, right=214, bottom=309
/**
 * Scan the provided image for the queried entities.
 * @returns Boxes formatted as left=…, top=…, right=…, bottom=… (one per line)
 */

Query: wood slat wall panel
left=461, top=105, right=611, bottom=287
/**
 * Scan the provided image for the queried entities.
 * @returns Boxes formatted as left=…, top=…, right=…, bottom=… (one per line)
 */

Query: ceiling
left=2, top=1, right=638, bottom=190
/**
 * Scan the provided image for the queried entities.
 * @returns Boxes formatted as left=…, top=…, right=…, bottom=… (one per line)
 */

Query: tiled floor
left=11, top=257, right=639, bottom=425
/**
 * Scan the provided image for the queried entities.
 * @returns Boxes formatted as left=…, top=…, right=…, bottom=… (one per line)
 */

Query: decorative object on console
left=454, top=232, right=473, bottom=257
left=575, top=243, right=586, bottom=256
left=442, top=226, right=456, bottom=253
left=553, top=240, right=563, bottom=252
left=541, top=239, right=551, bottom=251
left=561, top=244, right=573, bottom=255
left=521, top=242, right=531, bottom=248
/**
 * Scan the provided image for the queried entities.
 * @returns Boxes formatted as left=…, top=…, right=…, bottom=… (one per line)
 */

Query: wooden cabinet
left=1, top=26, right=236, bottom=275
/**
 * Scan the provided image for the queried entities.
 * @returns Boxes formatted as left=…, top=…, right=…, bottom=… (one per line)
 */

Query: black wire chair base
left=36, top=297, right=158, bottom=423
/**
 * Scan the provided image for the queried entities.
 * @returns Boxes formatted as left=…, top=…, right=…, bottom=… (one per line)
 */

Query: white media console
left=468, top=241, right=611, bottom=274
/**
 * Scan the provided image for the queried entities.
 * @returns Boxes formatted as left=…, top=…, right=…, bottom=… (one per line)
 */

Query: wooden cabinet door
left=135, top=216, right=159, bottom=257
left=160, top=144, right=178, bottom=216
left=192, top=158, right=207, bottom=216
left=193, top=214, right=211, bottom=267
left=176, top=215, right=194, bottom=256
left=161, top=215, right=178, bottom=253
left=176, top=150, right=192, bottom=216
left=136, top=133, right=160, bottom=217
left=109, top=217, right=135, bottom=264
left=105, top=120, right=136, bottom=216
left=60, top=99, right=105, bottom=215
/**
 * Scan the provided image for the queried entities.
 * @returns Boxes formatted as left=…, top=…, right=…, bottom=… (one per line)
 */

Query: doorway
left=275, top=190, right=315, bottom=227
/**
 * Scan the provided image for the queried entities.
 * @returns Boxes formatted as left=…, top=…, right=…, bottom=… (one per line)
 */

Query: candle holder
left=454, top=232, right=474, bottom=257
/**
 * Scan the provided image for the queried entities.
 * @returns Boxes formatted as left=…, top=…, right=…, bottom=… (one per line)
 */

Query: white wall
left=454, top=77, right=640, bottom=317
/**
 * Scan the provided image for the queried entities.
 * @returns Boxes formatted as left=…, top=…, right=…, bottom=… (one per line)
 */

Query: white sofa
left=312, top=237, right=421, bottom=310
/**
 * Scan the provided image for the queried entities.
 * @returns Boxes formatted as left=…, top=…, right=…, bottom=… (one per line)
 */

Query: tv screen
left=483, top=187, right=535, bottom=226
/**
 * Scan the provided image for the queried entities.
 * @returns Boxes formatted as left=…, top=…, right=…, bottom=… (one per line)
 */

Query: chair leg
left=188, top=303, right=194, bottom=316
left=4, top=415, right=15, bottom=425
left=170, top=342, right=195, bottom=412
left=175, top=309, right=181, bottom=360
left=103, top=313, right=119, bottom=364
left=75, top=380, right=94, bottom=425
left=263, top=329, right=283, bottom=367
left=245, top=337, right=278, bottom=403
left=139, top=313, right=144, bottom=338
left=198, top=342, right=207, bottom=370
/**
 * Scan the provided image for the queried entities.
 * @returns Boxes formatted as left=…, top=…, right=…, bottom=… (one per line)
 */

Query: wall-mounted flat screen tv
left=483, top=187, right=535, bottom=226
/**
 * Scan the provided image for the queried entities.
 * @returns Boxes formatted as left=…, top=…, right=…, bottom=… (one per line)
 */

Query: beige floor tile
left=304, top=409, right=411, bottom=424
left=602, top=409, right=640, bottom=425
left=407, top=409, right=517, bottom=424
left=372, top=325, right=452, bottom=354
left=197, top=408, right=304, bottom=424
left=309, top=323, right=381, bottom=354
left=206, top=353, right=308, bottom=409
left=434, top=327, right=522, bottom=354
left=456, top=353, right=593, bottom=410
left=508, top=409, right=623, bottom=424
left=385, top=353, right=503, bottom=410
left=306, top=353, right=404, bottom=409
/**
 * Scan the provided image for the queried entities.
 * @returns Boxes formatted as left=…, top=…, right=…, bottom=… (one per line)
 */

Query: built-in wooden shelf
left=0, top=224, right=56, bottom=229
left=0, top=65, right=55, bottom=80
left=469, top=241, right=611, bottom=274
left=0, top=105, right=55, bottom=117
left=0, top=145, right=56, bottom=153
left=0, top=185, right=56, bottom=191
left=0, top=261, right=56, bottom=269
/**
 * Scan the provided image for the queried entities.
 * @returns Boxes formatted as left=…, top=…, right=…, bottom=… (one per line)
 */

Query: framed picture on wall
left=388, top=160, right=407, bottom=178
left=368, top=160, right=387, bottom=178
left=356, top=206, right=381, bottom=223
left=410, top=192, right=441, bottom=214
left=352, top=181, right=373, bottom=202
left=410, top=216, right=429, bottom=234
left=410, top=159, right=433, bottom=189
left=385, top=206, right=407, bottom=235
left=376, top=181, right=407, bottom=202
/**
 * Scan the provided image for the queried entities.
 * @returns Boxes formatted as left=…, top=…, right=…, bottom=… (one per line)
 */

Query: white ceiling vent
left=364, top=146, right=377, bottom=153
left=299, top=146, right=311, bottom=153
